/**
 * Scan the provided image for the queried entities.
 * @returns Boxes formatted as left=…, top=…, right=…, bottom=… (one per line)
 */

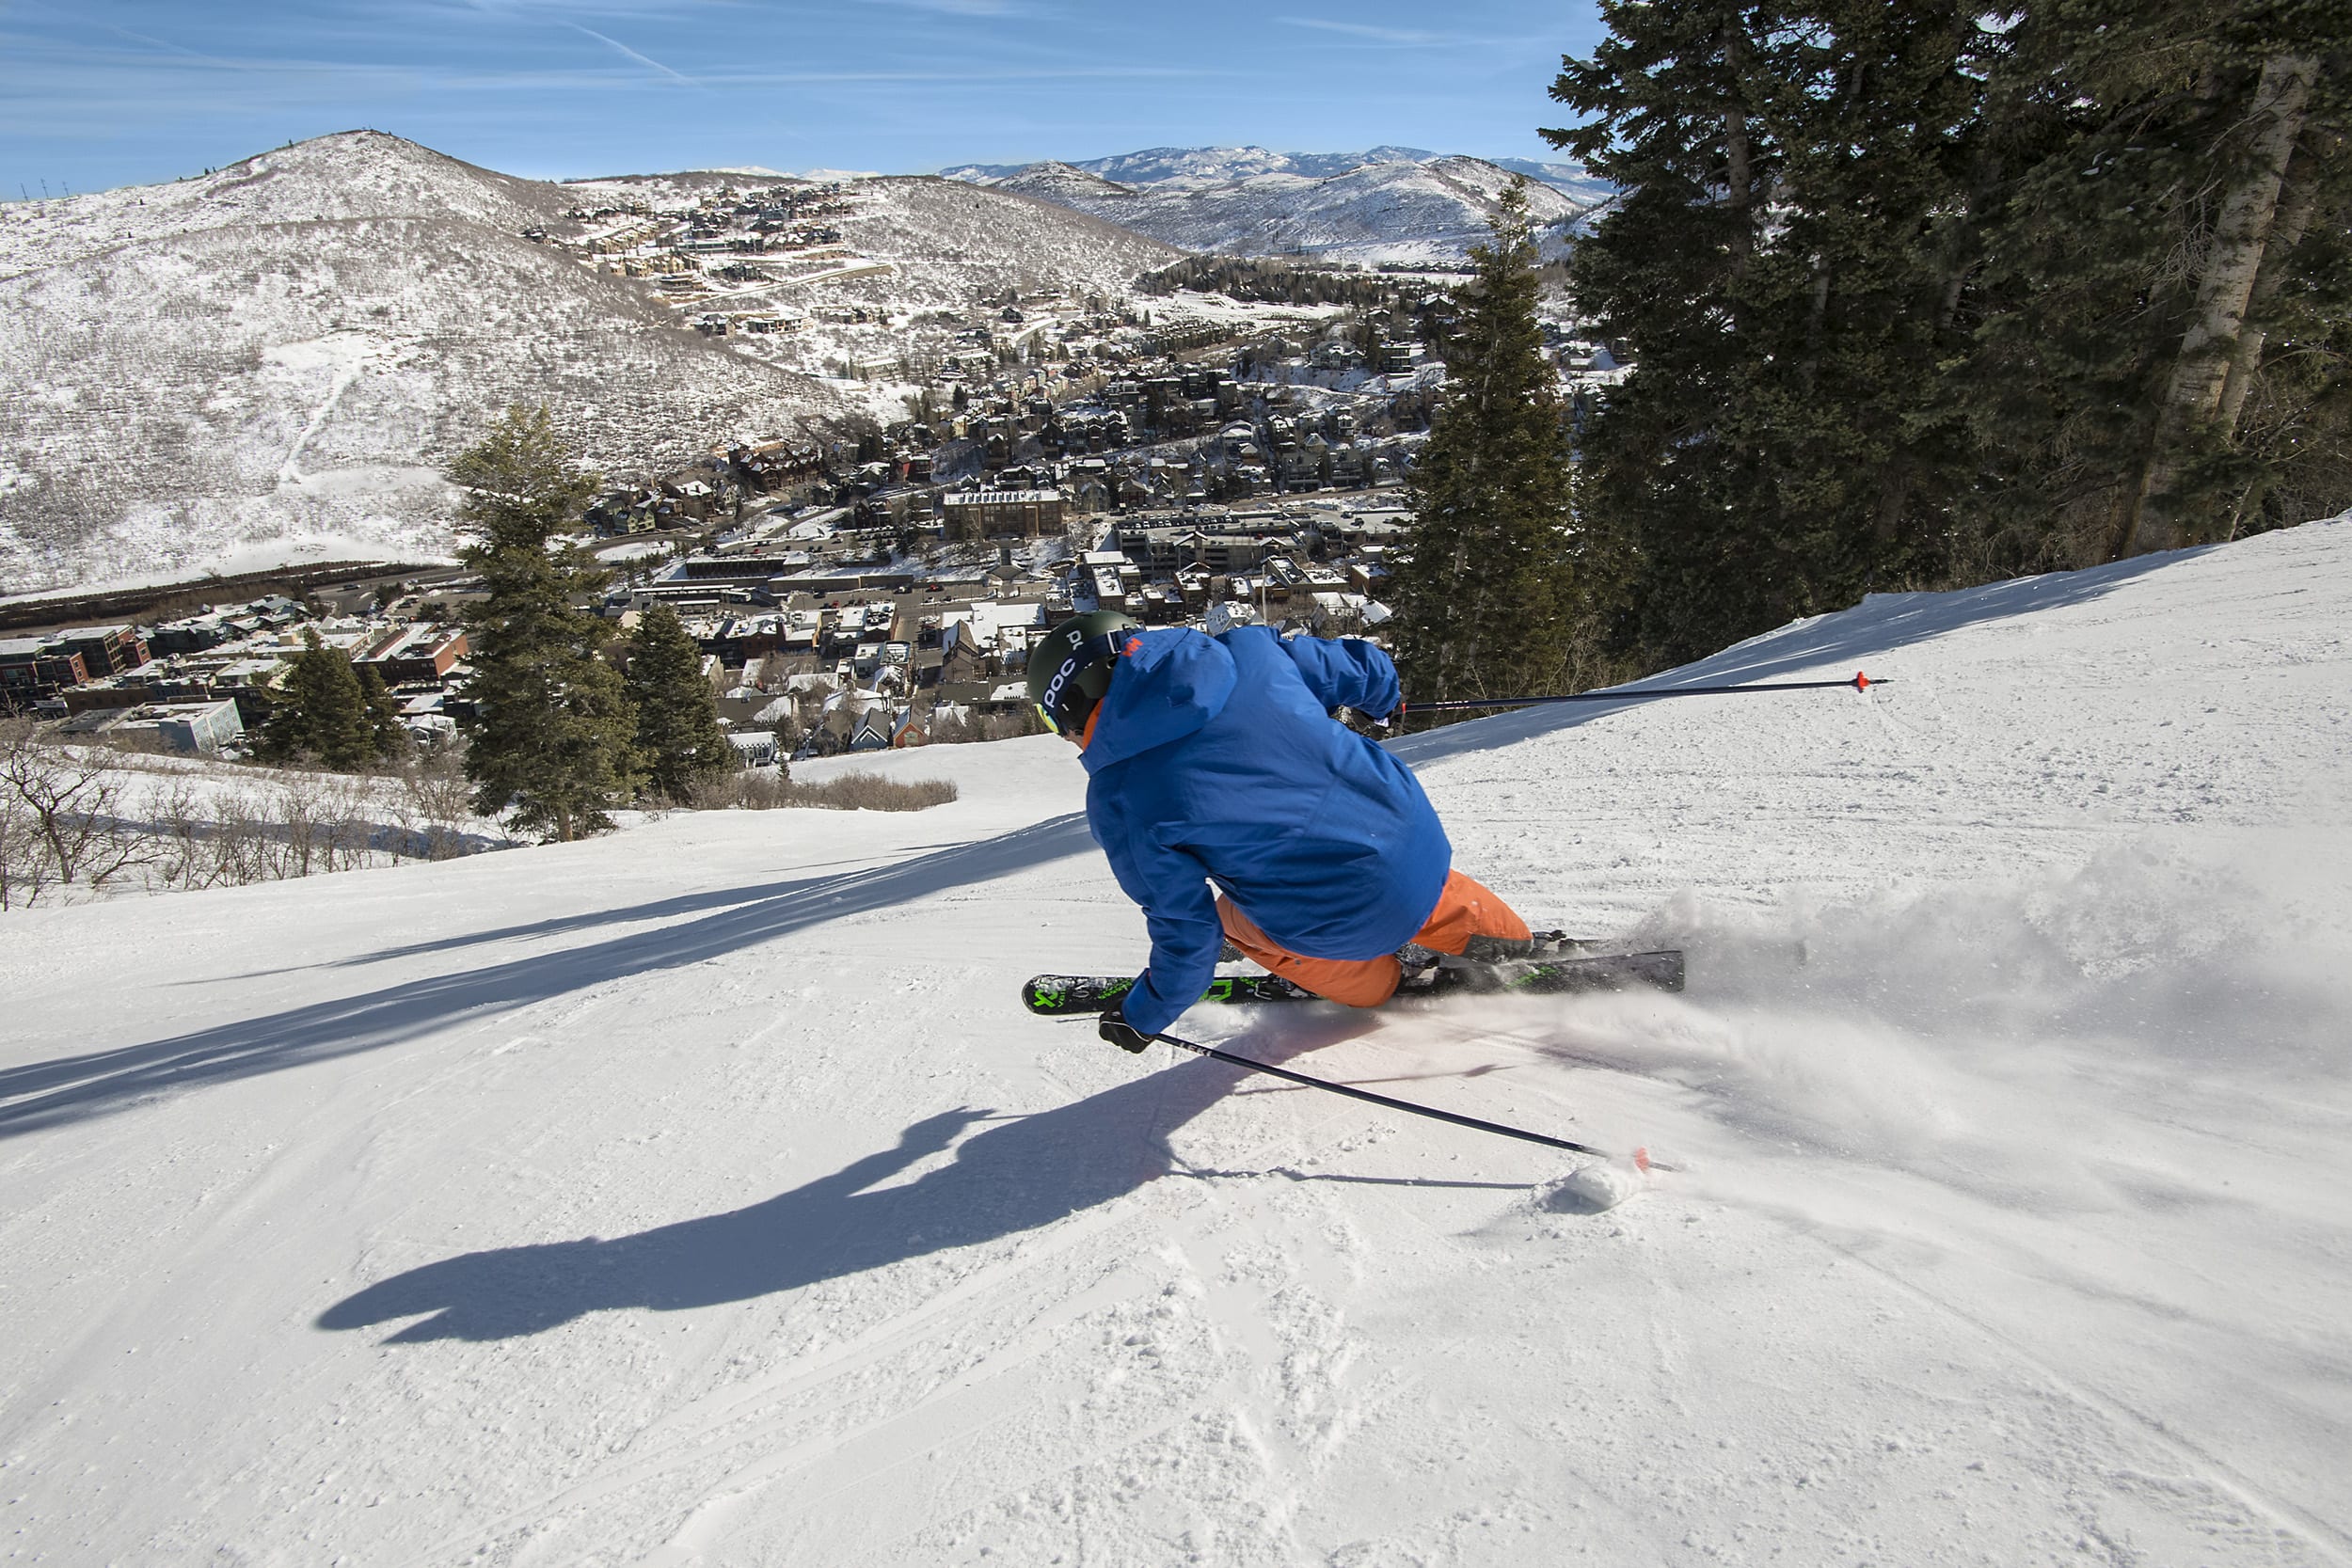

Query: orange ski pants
left=1216, top=869, right=1531, bottom=1009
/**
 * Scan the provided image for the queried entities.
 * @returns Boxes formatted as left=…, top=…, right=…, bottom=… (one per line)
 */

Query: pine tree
left=1724, top=0, right=1993, bottom=590
left=1548, top=0, right=1998, bottom=666
left=451, top=407, right=644, bottom=842
left=1387, top=182, right=1580, bottom=704
left=1546, top=0, right=1786, bottom=666
left=625, top=603, right=733, bottom=802
left=355, top=663, right=411, bottom=764
left=1962, top=0, right=2349, bottom=562
left=259, top=631, right=373, bottom=769
left=1548, top=0, right=2348, bottom=636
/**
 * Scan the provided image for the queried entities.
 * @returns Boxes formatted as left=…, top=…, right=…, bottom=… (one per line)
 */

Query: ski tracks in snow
left=398, top=1069, right=1401, bottom=1566
left=1826, top=1225, right=2352, bottom=1567
left=263, top=332, right=400, bottom=487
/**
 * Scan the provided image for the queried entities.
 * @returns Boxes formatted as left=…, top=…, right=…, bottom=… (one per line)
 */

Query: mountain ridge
left=945, top=145, right=1608, bottom=263
left=941, top=144, right=1602, bottom=199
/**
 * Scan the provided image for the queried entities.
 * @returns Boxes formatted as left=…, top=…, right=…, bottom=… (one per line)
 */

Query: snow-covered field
left=3, top=520, right=2347, bottom=1562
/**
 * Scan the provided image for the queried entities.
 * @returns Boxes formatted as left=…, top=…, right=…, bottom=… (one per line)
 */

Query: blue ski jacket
left=1078, top=626, right=1452, bottom=1035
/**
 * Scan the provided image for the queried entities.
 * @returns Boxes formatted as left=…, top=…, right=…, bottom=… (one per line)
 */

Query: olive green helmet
left=1027, top=610, right=1139, bottom=734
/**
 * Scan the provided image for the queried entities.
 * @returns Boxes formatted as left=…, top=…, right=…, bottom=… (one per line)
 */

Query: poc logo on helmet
left=1040, top=656, right=1085, bottom=721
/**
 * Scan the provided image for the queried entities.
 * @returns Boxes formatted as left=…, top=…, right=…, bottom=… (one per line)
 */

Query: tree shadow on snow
left=204, top=848, right=950, bottom=980
left=1386, top=548, right=2189, bottom=767
left=0, top=814, right=1095, bottom=1140
left=317, top=1021, right=1360, bottom=1344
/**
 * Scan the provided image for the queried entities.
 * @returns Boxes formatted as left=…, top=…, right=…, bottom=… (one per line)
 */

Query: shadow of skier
left=317, top=1019, right=1366, bottom=1344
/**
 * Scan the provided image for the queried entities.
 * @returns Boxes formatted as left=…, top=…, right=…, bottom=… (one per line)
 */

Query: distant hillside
left=0, top=133, right=854, bottom=598
left=946, top=146, right=1435, bottom=187
left=959, top=150, right=1597, bottom=265
left=1486, top=156, right=1613, bottom=204
left=942, top=145, right=1609, bottom=206
left=564, top=171, right=1184, bottom=309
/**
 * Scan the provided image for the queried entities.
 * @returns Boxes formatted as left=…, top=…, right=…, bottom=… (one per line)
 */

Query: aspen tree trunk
left=2215, top=144, right=2320, bottom=436
left=1720, top=15, right=1758, bottom=283
left=1725, top=102, right=1754, bottom=277
left=1724, top=115, right=1755, bottom=280
left=2128, top=55, right=2316, bottom=555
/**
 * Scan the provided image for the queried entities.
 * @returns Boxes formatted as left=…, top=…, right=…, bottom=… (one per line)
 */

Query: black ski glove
left=1099, top=996, right=1155, bottom=1053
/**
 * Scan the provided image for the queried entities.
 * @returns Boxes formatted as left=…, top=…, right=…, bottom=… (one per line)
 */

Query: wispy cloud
left=693, top=65, right=1216, bottom=86
left=0, top=35, right=1214, bottom=119
left=855, top=0, right=1039, bottom=14
left=103, top=23, right=229, bottom=62
left=444, top=0, right=728, bottom=16
left=3, top=0, right=1581, bottom=196
left=1274, top=14, right=1545, bottom=49
left=571, top=24, right=694, bottom=84
left=1276, top=15, right=1441, bottom=45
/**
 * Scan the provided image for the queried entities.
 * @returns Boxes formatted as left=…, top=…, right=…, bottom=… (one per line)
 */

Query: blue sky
left=1, top=0, right=1609, bottom=198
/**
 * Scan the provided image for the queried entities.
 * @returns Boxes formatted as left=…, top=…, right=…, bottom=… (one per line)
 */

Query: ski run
left=4, top=516, right=2349, bottom=1564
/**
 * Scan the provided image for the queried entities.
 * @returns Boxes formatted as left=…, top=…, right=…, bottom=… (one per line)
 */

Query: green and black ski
left=1023, top=950, right=1684, bottom=1018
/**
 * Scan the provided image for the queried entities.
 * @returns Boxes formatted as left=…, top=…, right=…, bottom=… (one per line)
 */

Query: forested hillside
left=1547, top=0, right=2348, bottom=669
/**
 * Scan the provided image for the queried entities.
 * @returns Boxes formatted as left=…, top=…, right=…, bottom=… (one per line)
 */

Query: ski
left=1023, top=950, right=1685, bottom=1018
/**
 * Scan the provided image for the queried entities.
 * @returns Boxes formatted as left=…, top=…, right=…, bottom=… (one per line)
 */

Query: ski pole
left=1407, top=671, right=1883, bottom=714
left=1157, top=1030, right=1669, bottom=1171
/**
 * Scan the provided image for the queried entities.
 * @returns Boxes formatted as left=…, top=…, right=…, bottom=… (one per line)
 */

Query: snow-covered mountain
left=946, top=146, right=1609, bottom=263
left=0, top=136, right=1179, bottom=600
left=7, top=517, right=2348, bottom=1560
left=0, top=132, right=870, bottom=597
left=946, top=144, right=1606, bottom=203
left=1486, top=155, right=1613, bottom=200
left=946, top=145, right=1438, bottom=186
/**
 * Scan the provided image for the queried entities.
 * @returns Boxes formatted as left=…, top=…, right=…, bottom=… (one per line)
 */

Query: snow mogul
left=1027, top=610, right=1537, bottom=1053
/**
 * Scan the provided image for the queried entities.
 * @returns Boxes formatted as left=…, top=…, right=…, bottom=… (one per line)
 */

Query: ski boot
left=1461, top=929, right=1596, bottom=963
left=1393, top=941, right=1443, bottom=975
left=1414, top=931, right=1598, bottom=993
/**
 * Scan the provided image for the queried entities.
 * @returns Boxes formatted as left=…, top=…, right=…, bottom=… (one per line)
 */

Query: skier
left=1027, top=610, right=1536, bottom=1053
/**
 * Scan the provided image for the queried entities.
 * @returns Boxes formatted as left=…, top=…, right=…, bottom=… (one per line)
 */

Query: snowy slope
left=559, top=169, right=1182, bottom=308
left=0, top=132, right=855, bottom=598
left=0, top=132, right=566, bottom=278
left=4, top=520, right=2350, bottom=1562
left=813, top=177, right=1183, bottom=309
left=963, top=152, right=1594, bottom=265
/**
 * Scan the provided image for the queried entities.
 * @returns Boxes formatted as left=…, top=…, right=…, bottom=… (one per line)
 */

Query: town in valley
left=2, top=146, right=1623, bottom=765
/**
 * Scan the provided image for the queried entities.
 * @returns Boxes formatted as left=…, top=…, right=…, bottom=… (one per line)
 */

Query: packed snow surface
left=5, top=521, right=2350, bottom=1562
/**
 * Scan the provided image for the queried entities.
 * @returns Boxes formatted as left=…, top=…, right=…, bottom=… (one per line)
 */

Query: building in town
left=941, top=488, right=1066, bottom=542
